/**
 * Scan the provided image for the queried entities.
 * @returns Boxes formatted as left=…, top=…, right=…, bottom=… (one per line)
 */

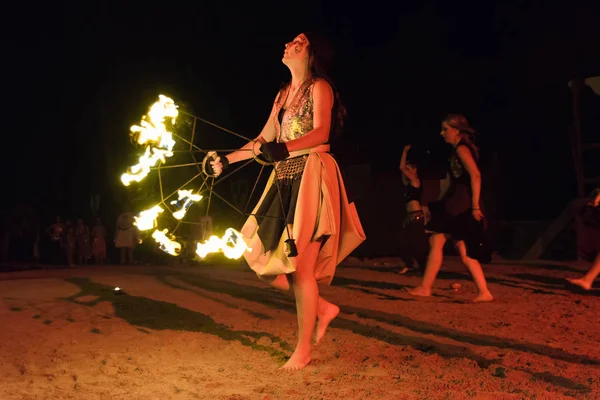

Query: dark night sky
left=6, top=0, right=600, bottom=221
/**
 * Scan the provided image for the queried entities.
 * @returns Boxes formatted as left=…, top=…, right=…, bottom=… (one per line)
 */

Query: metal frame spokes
left=145, top=110, right=287, bottom=246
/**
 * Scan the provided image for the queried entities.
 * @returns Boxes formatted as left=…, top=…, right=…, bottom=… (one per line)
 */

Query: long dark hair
left=303, top=31, right=347, bottom=137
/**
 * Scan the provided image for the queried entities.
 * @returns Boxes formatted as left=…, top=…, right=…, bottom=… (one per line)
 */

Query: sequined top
left=273, top=78, right=319, bottom=143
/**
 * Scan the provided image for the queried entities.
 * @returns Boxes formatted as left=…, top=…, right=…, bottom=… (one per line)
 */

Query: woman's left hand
left=422, top=205, right=431, bottom=223
left=260, top=141, right=290, bottom=162
left=472, top=208, right=484, bottom=221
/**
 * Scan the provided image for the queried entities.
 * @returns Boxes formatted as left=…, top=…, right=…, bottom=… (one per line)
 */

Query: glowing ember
left=121, top=95, right=179, bottom=186
left=151, top=229, right=182, bottom=256
left=195, top=228, right=250, bottom=260
left=134, top=205, right=164, bottom=231
left=171, top=190, right=203, bottom=220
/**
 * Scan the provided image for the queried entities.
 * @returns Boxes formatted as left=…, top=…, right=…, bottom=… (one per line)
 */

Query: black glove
left=204, top=153, right=229, bottom=176
left=260, top=141, right=290, bottom=163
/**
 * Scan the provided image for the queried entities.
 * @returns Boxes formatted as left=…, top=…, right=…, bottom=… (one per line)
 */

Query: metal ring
left=250, top=139, right=274, bottom=166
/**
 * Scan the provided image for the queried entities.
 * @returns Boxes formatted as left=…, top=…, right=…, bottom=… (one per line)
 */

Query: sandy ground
left=1, top=256, right=599, bottom=400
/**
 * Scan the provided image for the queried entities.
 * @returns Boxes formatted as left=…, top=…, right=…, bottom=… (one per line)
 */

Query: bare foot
left=407, top=286, right=431, bottom=297
left=566, top=278, right=592, bottom=291
left=472, top=292, right=494, bottom=303
left=280, top=350, right=311, bottom=371
left=314, top=302, right=340, bottom=345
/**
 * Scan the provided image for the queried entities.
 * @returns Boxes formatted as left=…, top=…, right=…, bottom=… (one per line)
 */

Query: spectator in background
left=92, top=218, right=107, bottom=265
left=75, top=218, right=91, bottom=265
left=115, top=209, right=137, bottom=264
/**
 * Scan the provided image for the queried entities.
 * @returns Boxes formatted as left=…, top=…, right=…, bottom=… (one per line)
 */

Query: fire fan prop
left=120, top=95, right=294, bottom=260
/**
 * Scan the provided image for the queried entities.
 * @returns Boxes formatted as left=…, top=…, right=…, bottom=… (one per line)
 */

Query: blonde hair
left=444, top=114, right=479, bottom=160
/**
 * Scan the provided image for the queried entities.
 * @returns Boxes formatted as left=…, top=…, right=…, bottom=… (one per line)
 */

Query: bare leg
left=314, top=297, right=339, bottom=345
left=260, top=274, right=291, bottom=291
left=120, top=248, right=126, bottom=265
left=67, top=247, right=75, bottom=267
left=128, top=248, right=134, bottom=264
left=408, top=233, right=447, bottom=296
left=455, top=241, right=494, bottom=302
left=281, top=240, right=321, bottom=371
left=567, top=253, right=600, bottom=290
left=262, top=271, right=338, bottom=345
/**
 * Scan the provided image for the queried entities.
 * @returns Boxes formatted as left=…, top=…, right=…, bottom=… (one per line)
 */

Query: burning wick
left=171, top=190, right=203, bottom=220
left=195, top=228, right=250, bottom=259
left=114, top=287, right=121, bottom=291
left=121, top=95, right=179, bottom=186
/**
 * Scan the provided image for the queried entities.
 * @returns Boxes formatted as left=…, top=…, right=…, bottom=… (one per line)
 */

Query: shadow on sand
left=63, top=277, right=292, bottom=363
left=147, top=269, right=595, bottom=393
left=341, top=266, right=570, bottom=297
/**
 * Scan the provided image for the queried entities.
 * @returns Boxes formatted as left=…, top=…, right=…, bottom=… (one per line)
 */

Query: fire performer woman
left=409, top=114, right=494, bottom=302
left=208, top=32, right=365, bottom=370
left=566, top=188, right=600, bottom=290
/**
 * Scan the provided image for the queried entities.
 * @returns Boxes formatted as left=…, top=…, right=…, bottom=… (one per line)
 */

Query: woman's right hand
left=472, top=208, right=484, bottom=222
left=208, top=155, right=229, bottom=177
left=210, top=157, right=223, bottom=177
left=403, top=144, right=412, bottom=153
